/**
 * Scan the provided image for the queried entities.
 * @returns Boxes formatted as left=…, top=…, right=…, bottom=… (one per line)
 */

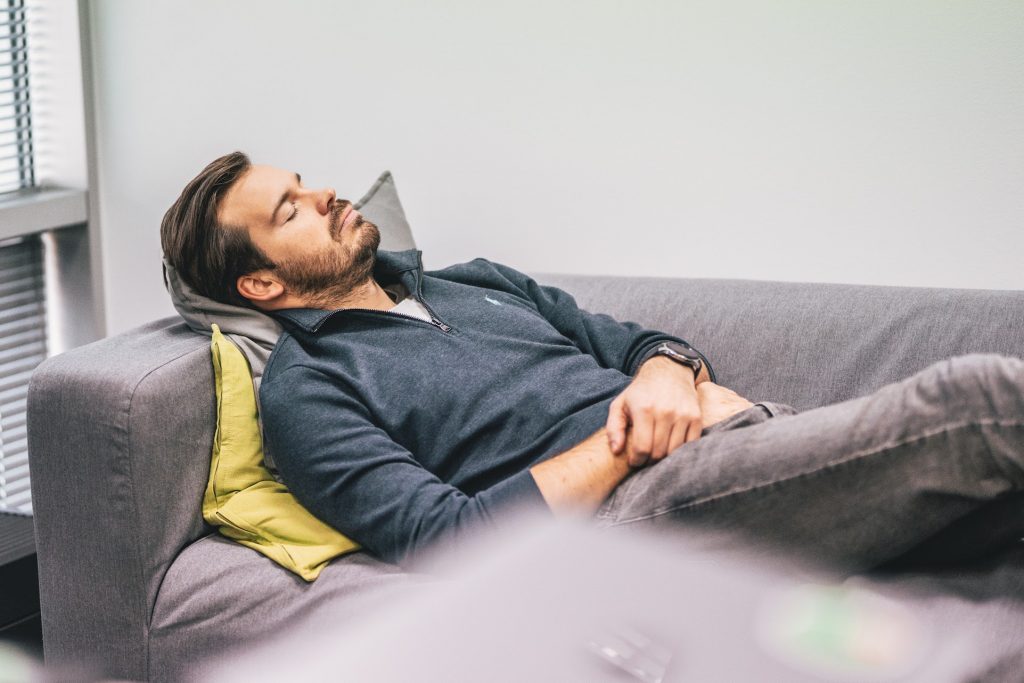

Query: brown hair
left=160, top=151, right=275, bottom=307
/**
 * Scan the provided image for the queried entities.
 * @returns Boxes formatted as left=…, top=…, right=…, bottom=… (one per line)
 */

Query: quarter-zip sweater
left=261, top=249, right=714, bottom=566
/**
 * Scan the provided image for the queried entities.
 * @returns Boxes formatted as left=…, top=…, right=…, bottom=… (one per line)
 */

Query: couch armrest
left=28, top=317, right=215, bottom=680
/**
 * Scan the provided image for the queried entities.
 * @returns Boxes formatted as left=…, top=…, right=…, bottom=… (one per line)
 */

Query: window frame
left=0, top=0, right=99, bottom=516
left=1, top=0, right=35, bottom=194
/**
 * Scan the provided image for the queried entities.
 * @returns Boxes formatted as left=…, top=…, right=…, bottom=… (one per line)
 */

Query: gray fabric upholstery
left=27, top=317, right=420, bottom=682
left=535, top=274, right=1024, bottom=409
left=149, top=535, right=423, bottom=681
left=27, top=273, right=1024, bottom=681
left=28, top=319, right=214, bottom=678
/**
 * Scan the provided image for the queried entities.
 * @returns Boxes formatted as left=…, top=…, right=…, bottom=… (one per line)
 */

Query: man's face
left=217, top=164, right=380, bottom=306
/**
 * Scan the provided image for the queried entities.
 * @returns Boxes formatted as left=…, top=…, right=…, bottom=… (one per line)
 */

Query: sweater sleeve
left=464, top=258, right=716, bottom=380
left=260, top=364, right=549, bottom=566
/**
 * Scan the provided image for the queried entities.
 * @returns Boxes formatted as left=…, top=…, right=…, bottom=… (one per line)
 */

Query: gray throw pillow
left=356, top=170, right=415, bottom=252
left=163, top=170, right=416, bottom=472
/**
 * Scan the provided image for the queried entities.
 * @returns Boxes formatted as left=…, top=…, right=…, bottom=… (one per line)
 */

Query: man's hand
left=695, top=381, right=754, bottom=429
left=606, top=356, right=703, bottom=467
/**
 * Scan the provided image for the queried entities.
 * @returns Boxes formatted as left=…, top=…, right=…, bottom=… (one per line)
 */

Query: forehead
left=218, top=164, right=294, bottom=227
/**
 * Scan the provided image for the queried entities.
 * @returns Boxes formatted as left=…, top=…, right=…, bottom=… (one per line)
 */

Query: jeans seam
left=609, top=416, right=1024, bottom=526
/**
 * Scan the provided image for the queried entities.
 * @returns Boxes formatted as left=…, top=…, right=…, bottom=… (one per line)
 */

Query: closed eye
left=285, top=202, right=298, bottom=222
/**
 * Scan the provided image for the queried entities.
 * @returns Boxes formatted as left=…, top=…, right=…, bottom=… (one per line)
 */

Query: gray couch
left=27, top=271, right=1024, bottom=681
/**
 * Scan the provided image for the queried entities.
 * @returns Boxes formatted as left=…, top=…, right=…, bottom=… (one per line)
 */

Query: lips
left=341, top=204, right=360, bottom=230
left=329, top=201, right=357, bottom=239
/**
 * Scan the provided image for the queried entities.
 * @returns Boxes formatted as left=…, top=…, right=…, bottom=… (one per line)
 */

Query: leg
left=595, top=353, right=1024, bottom=573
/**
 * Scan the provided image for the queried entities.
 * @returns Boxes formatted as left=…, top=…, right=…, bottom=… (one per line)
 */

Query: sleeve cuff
left=627, top=338, right=673, bottom=376
left=475, top=466, right=553, bottom=521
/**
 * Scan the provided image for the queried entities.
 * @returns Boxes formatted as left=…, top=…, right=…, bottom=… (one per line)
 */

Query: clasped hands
left=605, top=356, right=753, bottom=468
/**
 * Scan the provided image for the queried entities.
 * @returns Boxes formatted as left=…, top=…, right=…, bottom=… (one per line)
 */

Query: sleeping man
left=161, top=151, right=1024, bottom=569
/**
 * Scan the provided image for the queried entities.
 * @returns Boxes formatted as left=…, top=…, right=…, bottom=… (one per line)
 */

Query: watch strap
left=641, top=341, right=702, bottom=378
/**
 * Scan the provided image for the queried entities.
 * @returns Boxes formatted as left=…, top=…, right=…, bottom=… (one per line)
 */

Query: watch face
left=663, top=341, right=700, bottom=361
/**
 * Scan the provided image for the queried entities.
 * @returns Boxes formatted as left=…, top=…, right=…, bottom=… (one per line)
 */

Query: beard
left=271, top=201, right=382, bottom=309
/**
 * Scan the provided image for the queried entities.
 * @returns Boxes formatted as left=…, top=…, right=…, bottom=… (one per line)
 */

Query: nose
left=316, top=186, right=337, bottom=215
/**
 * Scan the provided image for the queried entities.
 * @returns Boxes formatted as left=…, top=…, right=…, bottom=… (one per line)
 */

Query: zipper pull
left=431, top=318, right=452, bottom=332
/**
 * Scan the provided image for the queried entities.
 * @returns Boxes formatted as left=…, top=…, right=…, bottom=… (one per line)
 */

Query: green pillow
left=204, top=324, right=360, bottom=581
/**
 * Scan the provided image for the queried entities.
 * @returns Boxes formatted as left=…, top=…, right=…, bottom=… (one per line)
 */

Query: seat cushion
left=148, top=534, right=428, bottom=681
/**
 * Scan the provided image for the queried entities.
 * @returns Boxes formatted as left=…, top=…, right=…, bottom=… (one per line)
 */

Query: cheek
left=272, top=223, right=329, bottom=255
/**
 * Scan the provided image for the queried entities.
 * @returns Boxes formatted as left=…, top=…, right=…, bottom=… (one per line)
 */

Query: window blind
left=0, top=0, right=33, bottom=194
left=0, top=235, right=45, bottom=515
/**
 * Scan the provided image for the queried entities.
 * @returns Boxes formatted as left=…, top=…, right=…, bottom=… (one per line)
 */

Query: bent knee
left=946, top=353, right=1022, bottom=387
left=941, top=353, right=1024, bottom=420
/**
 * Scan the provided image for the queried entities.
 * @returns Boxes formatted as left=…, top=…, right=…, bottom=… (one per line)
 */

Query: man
left=162, top=151, right=1024, bottom=569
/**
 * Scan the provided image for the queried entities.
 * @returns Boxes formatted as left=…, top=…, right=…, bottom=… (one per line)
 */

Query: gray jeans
left=594, top=353, right=1024, bottom=573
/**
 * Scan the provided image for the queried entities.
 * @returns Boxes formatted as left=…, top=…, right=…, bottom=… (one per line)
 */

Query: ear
left=236, top=271, right=286, bottom=308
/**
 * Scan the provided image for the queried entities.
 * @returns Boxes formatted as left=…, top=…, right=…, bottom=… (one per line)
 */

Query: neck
left=303, top=277, right=394, bottom=311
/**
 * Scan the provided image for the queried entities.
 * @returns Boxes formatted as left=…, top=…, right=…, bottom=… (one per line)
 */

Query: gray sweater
left=261, top=249, right=713, bottom=565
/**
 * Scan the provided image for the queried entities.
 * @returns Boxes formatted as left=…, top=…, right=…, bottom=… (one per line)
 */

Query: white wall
left=28, top=0, right=87, bottom=190
left=85, top=0, right=1024, bottom=335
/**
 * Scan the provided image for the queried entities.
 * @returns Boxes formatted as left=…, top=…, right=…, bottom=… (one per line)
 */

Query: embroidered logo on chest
left=484, top=295, right=503, bottom=306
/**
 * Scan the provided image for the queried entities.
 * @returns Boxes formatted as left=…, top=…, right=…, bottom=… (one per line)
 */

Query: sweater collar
left=273, top=248, right=422, bottom=332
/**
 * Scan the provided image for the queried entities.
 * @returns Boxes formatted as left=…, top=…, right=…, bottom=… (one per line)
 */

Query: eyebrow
left=270, top=172, right=302, bottom=223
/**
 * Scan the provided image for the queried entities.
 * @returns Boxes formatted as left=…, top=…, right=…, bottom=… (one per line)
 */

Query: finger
left=629, top=409, right=654, bottom=467
left=605, top=399, right=629, bottom=454
left=667, top=419, right=689, bottom=454
left=684, top=416, right=704, bottom=443
left=649, top=412, right=674, bottom=462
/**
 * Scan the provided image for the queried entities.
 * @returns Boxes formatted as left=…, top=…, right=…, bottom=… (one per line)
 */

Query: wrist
left=693, top=363, right=710, bottom=385
left=639, top=355, right=699, bottom=384
left=530, top=428, right=632, bottom=514
left=638, top=341, right=706, bottom=383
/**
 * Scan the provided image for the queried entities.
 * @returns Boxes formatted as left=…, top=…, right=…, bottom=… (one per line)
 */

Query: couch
left=27, top=269, right=1024, bottom=681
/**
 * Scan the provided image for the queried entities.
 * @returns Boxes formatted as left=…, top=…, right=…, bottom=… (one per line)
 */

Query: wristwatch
left=643, top=341, right=703, bottom=379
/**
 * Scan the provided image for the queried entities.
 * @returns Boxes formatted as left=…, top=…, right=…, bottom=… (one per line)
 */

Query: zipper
left=323, top=307, right=453, bottom=333
left=412, top=251, right=452, bottom=331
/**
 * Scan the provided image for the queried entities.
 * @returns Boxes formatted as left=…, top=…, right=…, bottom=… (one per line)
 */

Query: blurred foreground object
left=0, top=642, right=38, bottom=683
left=197, top=514, right=1018, bottom=682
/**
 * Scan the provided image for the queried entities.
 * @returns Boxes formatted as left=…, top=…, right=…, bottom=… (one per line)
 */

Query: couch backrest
left=28, top=317, right=214, bottom=676
left=535, top=275, right=1024, bottom=409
